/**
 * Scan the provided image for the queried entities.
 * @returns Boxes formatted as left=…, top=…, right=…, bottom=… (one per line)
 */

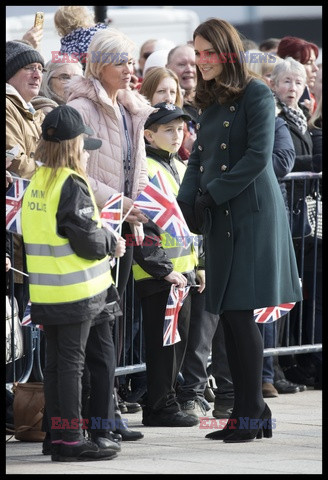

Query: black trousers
left=141, top=289, right=191, bottom=412
left=43, top=320, right=91, bottom=442
left=178, top=290, right=220, bottom=401
left=44, top=319, right=116, bottom=441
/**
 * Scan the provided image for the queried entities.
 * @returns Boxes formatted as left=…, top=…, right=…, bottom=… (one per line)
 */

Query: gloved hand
left=178, top=200, right=202, bottom=234
left=194, top=191, right=215, bottom=234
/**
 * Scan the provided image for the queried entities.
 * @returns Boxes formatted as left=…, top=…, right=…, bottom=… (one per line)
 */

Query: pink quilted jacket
left=67, top=75, right=154, bottom=208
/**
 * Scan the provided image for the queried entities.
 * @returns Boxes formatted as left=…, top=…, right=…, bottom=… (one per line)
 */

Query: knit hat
left=6, top=41, right=45, bottom=82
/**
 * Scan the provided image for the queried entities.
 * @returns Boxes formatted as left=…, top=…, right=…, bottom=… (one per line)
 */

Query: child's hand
left=114, top=236, right=126, bottom=258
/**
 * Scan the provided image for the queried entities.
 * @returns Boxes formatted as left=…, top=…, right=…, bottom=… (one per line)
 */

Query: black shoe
left=114, top=413, right=144, bottom=441
left=125, top=401, right=142, bottom=414
left=118, top=401, right=128, bottom=414
left=274, top=379, right=300, bottom=394
left=91, top=433, right=121, bottom=452
left=53, top=438, right=117, bottom=462
left=224, top=404, right=273, bottom=443
left=205, top=419, right=236, bottom=440
left=109, top=431, right=122, bottom=443
left=114, top=427, right=144, bottom=441
left=283, top=366, right=315, bottom=387
left=42, top=434, right=52, bottom=455
left=143, top=409, right=199, bottom=427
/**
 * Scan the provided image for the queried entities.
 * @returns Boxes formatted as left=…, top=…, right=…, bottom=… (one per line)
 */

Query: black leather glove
left=194, top=191, right=215, bottom=235
left=178, top=200, right=202, bottom=234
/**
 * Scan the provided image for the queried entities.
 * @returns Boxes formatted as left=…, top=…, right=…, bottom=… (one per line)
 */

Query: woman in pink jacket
left=67, top=27, right=154, bottom=296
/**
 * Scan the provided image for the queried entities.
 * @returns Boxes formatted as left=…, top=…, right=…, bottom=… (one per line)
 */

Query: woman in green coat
left=177, top=18, right=302, bottom=443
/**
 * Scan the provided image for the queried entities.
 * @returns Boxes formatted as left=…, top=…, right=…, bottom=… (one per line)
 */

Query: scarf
left=277, top=98, right=308, bottom=135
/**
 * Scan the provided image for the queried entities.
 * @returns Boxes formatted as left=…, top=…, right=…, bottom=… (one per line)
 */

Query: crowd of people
left=6, top=5, right=322, bottom=461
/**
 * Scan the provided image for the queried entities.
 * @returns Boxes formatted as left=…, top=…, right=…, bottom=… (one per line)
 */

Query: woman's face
left=100, top=55, right=134, bottom=96
left=272, top=72, right=306, bottom=109
left=303, top=49, right=319, bottom=89
left=151, top=77, right=177, bottom=106
left=194, top=35, right=223, bottom=81
left=49, top=63, right=83, bottom=101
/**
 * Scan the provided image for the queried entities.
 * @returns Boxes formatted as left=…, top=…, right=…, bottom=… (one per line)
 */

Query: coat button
left=196, top=123, right=200, bottom=130
left=198, top=145, right=203, bottom=151
left=227, top=232, right=231, bottom=238
left=223, top=121, right=229, bottom=127
left=220, top=143, right=227, bottom=150
left=221, top=164, right=228, bottom=171
left=229, top=105, right=235, bottom=112
left=200, top=165, right=204, bottom=172
left=225, top=210, right=229, bottom=216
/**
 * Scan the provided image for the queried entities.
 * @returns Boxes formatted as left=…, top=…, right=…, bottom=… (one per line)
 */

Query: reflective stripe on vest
left=21, top=166, right=113, bottom=304
left=132, top=157, right=197, bottom=281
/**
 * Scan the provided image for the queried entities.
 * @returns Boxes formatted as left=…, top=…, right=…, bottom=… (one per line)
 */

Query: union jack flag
left=21, top=300, right=43, bottom=330
left=100, top=192, right=123, bottom=233
left=6, top=178, right=30, bottom=235
left=254, top=303, right=296, bottom=323
left=134, top=170, right=192, bottom=248
left=163, top=284, right=190, bottom=346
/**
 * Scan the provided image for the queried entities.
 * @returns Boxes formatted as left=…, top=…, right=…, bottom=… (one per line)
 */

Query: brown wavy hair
left=193, top=18, right=255, bottom=109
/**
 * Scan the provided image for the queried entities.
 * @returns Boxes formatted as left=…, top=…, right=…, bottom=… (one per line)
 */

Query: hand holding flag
left=163, top=284, right=190, bottom=346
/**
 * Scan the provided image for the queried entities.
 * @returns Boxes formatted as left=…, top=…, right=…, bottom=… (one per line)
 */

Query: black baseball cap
left=42, top=105, right=102, bottom=150
left=144, top=102, right=191, bottom=129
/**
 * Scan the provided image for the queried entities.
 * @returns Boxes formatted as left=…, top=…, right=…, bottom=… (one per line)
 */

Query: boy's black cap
left=144, top=102, right=191, bottom=129
left=42, top=105, right=102, bottom=150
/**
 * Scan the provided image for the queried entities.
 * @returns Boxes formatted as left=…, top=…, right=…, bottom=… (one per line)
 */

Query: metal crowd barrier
left=6, top=172, right=322, bottom=384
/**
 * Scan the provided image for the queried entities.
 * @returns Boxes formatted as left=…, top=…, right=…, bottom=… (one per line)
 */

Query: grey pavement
left=6, top=389, right=322, bottom=475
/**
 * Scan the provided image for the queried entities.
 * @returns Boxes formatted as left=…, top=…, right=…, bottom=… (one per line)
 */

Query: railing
left=6, top=172, right=322, bottom=384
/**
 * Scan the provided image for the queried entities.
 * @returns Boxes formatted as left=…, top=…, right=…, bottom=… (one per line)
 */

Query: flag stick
left=115, top=193, right=125, bottom=288
left=10, top=267, right=29, bottom=277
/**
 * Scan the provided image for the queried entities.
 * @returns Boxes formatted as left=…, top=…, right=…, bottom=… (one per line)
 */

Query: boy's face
left=145, top=118, right=185, bottom=154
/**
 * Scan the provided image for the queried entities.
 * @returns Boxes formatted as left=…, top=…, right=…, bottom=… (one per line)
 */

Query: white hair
left=270, top=56, right=307, bottom=86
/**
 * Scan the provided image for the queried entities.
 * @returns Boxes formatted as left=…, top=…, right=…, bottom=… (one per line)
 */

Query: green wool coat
left=177, top=79, right=303, bottom=315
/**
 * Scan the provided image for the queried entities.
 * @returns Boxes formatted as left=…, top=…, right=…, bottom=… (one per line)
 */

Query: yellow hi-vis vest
left=132, top=156, right=198, bottom=282
left=21, top=166, right=113, bottom=304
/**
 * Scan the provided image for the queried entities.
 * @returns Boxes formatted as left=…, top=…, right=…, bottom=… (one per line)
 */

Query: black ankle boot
left=205, top=417, right=239, bottom=440
left=223, top=404, right=272, bottom=443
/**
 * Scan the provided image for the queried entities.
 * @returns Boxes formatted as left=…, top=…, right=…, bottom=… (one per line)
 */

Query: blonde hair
left=54, top=6, right=95, bottom=37
left=85, top=28, right=137, bottom=80
left=35, top=135, right=86, bottom=191
left=139, top=67, right=183, bottom=107
left=308, top=97, right=322, bottom=129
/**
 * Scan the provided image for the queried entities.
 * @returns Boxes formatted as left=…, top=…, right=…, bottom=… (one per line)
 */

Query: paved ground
left=6, top=388, right=322, bottom=475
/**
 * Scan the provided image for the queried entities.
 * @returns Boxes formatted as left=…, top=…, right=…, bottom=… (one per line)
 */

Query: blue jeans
left=258, top=323, right=276, bottom=384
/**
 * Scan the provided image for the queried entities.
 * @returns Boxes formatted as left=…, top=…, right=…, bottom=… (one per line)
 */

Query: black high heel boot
left=205, top=417, right=239, bottom=440
left=223, top=404, right=272, bottom=443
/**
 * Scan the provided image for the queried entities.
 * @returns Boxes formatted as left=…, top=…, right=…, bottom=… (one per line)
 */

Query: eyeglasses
left=23, top=65, right=46, bottom=74
left=51, top=74, right=76, bottom=83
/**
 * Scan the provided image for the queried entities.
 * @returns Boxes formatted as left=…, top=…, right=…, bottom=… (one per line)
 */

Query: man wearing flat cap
left=6, top=40, right=45, bottom=320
